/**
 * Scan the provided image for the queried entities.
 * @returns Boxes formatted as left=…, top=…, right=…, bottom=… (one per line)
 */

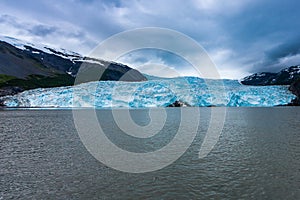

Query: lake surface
left=0, top=108, right=299, bottom=199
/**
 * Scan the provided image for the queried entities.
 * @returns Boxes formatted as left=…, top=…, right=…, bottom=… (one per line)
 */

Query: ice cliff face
left=0, top=77, right=295, bottom=107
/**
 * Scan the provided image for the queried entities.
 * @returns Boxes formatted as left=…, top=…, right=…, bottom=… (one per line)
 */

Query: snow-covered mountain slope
left=0, top=35, right=82, bottom=61
left=241, top=65, right=300, bottom=85
left=0, top=77, right=295, bottom=107
left=0, top=35, right=147, bottom=79
left=0, top=35, right=147, bottom=96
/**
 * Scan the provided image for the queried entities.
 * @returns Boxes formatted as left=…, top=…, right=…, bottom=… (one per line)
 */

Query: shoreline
left=1, top=106, right=298, bottom=111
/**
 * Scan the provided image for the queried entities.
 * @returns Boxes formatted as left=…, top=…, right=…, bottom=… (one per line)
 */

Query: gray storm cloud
left=0, top=0, right=299, bottom=78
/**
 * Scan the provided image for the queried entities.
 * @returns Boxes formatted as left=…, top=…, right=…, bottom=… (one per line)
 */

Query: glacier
left=0, top=77, right=295, bottom=108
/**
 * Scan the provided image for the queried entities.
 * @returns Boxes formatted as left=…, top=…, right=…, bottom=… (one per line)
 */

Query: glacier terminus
left=0, top=76, right=295, bottom=108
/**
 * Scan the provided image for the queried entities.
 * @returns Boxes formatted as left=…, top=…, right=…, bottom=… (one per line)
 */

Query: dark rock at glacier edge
left=0, top=86, right=24, bottom=97
left=0, top=86, right=24, bottom=107
left=288, top=79, right=300, bottom=106
left=167, top=100, right=191, bottom=107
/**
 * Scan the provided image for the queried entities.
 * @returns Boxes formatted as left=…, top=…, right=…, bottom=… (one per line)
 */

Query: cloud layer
left=0, top=0, right=299, bottom=79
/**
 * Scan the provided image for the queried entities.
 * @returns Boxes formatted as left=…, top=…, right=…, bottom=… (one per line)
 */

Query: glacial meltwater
left=0, top=108, right=299, bottom=199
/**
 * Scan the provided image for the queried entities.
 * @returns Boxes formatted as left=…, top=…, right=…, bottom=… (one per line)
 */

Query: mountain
left=240, top=65, right=300, bottom=106
left=0, top=36, right=147, bottom=96
left=241, top=65, right=300, bottom=86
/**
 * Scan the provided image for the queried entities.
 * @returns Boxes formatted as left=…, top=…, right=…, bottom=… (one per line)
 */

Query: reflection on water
left=0, top=108, right=299, bottom=199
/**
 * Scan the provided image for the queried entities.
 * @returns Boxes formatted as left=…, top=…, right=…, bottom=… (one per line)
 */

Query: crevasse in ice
left=0, top=77, right=295, bottom=107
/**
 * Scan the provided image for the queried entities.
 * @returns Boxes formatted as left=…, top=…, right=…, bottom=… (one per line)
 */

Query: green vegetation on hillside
left=0, top=74, right=17, bottom=84
left=0, top=74, right=75, bottom=90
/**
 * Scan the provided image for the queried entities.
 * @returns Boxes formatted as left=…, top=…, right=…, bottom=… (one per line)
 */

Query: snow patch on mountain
left=0, top=35, right=83, bottom=61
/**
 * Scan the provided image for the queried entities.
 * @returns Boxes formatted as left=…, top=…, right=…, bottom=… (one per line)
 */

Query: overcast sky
left=0, top=0, right=299, bottom=79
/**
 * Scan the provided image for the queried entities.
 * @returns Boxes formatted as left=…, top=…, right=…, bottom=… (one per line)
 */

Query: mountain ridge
left=241, top=65, right=300, bottom=105
left=0, top=36, right=147, bottom=96
left=240, top=65, right=300, bottom=86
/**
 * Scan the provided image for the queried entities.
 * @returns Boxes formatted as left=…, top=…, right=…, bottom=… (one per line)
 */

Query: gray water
left=0, top=108, right=299, bottom=199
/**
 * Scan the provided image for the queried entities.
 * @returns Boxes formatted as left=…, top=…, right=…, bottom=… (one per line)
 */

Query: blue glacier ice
left=0, top=77, right=295, bottom=107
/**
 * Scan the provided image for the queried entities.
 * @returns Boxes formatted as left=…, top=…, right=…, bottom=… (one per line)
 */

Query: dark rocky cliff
left=288, top=79, right=300, bottom=105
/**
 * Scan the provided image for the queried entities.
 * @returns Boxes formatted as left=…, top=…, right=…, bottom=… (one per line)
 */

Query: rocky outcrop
left=241, top=66, right=300, bottom=86
left=0, top=86, right=24, bottom=107
left=288, top=79, right=300, bottom=106
left=0, top=86, right=24, bottom=96
left=167, top=100, right=191, bottom=107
